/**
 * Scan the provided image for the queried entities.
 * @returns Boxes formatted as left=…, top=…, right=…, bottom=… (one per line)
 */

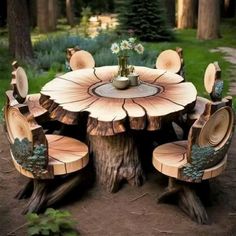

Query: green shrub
left=33, top=33, right=157, bottom=70
left=26, top=208, right=79, bottom=236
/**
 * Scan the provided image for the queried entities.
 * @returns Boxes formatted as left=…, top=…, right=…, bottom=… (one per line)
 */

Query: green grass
left=0, top=19, right=236, bottom=114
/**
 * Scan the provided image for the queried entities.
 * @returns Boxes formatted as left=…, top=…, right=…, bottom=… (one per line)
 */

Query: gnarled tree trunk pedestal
left=89, top=133, right=144, bottom=193
left=158, top=177, right=209, bottom=224
left=16, top=171, right=86, bottom=214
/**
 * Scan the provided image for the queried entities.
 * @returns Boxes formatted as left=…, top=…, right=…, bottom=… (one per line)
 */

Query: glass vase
left=117, top=56, right=129, bottom=77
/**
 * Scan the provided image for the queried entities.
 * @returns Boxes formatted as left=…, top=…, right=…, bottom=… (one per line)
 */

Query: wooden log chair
left=10, top=61, right=49, bottom=124
left=69, top=48, right=95, bottom=71
left=155, top=48, right=184, bottom=77
left=152, top=97, right=235, bottom=224
left=186, top=61, right=223, bottom=129
left=65, top=46, right=80, bottom=71
left=4, top=102, right=89, bottom=213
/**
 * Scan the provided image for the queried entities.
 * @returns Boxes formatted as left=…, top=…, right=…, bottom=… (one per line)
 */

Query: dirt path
left=211, top=47, right=236, bottom=96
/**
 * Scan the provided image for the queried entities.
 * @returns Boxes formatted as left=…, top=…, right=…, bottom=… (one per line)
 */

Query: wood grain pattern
left=40, top=66, right=197, bottom=135
left=156, top=49, right=181, bottom=73
left=69, top=50, right=95, bottom=70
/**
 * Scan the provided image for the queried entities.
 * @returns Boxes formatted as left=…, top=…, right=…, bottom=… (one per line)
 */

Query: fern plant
left=26, top=208, right=79, bottom=236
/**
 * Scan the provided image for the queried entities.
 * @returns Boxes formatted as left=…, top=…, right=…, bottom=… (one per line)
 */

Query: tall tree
left=37, top=0, right=57, bottom=33
left=66, top=0, right=74, bottom=27
left=177, top=0, right=198, bottom=29
left=197, top=0, right=221, bottom=39
left=117, top=0, right=174, bottom=42
left=164, top=0, right=176, bottom=27
left=48, top=0, right=57, bottom=31
left=7, top=0, right=33, bottom=60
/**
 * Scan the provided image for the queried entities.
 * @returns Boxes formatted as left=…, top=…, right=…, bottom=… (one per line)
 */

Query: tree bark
left=197, top=0, right=221, bottom=40
left=66, top=0, right=75, bottom=27
left=48, top=0, right=57, bottom=31
left=37, top=0, right=57, bottom=33
left=89, top=133, right=144, bottom=193
left=164, top=0, right=176, bottom=27
left=177, top=0, right=198, bottom=29
left=7, top=0, right=33, bottom=60
left=37, top=0, right=49, bottom=33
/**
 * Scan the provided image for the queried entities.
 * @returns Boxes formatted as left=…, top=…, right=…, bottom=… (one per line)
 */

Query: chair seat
left=187, top=96, right=210, bottom=121
left=152, top=140, right=227, bottom=181
left=11, top=134, right=89, bottom=178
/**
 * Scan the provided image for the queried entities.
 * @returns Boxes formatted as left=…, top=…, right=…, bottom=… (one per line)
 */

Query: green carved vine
left=11, top=138, right=48, bottom=178
left=181, top=140, right=231, bottom=182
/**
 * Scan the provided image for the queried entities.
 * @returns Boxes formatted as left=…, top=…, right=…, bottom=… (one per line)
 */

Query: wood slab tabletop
left=40, top=66, right=197, bottom=136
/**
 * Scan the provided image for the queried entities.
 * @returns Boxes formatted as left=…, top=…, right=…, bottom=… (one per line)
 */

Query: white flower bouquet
left=111, top=37, right=144, bottom=56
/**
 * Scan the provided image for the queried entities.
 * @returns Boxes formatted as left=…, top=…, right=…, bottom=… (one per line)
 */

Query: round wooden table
left=40, top=66, right=197, bottom=192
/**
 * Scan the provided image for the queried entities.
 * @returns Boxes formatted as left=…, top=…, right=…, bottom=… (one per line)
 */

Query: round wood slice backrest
left=204, top=63, right=216, bottom=94
left=15, top=67, right=29, bottom=102
left=156, top=49, right=181, bottom=73
left=5, top=106, right=32, bottom=144
left=198, top=106, right=234, bottom=149
left=69, top=50, right=95, bottom=70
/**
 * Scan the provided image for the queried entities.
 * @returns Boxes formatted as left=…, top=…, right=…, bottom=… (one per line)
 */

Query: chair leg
left=22, top=180, right=49, bottom=214
left=46, top=173, right=83, bottom=206
left=15, top=179, right=34, bottom=199
left=20, top=171, right=87, bottom=214
left=157, top=177, right=209, bottom=224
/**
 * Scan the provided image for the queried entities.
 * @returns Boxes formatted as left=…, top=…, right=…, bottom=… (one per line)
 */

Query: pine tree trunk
left=48, top=0, right=57, bottom=31
left=37, top=0, right=49, bottom=33
left=177, top=0, right=198, bottom=29
left=197, top=0, right=221, bottom=39
left=7, top=0, right=33, bottom=60
left=66, top=0, right=74, bottom=27
left=165, top=0, right=176, bottom=27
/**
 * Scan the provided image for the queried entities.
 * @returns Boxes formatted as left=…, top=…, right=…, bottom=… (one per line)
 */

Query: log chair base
left=89, top=133, right=144, bottom=193
left=15, top=180, right=34, bottom=199
left=18, top=171, right=86, bottom=214
left=157, top=178, right=209, bottom=224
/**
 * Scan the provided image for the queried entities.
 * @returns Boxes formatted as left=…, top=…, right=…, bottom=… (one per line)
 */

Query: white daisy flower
left=120, top=40, right=131, bottom=50
left=134, top=44, right=144, bottom=54
left=111, top=43, right=120, bottom=54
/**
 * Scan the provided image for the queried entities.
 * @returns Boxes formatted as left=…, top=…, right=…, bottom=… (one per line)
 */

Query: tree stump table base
left=89, top=133, right=145, bottom=193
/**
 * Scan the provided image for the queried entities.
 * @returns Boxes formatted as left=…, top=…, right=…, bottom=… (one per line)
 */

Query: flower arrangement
left=111, top=37, right=144, bottom=56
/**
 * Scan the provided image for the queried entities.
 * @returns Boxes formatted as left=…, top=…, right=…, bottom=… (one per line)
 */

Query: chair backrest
left=156, top=49, right=182, bottom=74
left=4, top=102, right=52, bottom=179
left=69, top=50, right=95, bottom=71
left=182, top=97, right=234, bottom=181
left=204, top=61, right=223, bottom=101
left=11, top=61, right=29, bottom=103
